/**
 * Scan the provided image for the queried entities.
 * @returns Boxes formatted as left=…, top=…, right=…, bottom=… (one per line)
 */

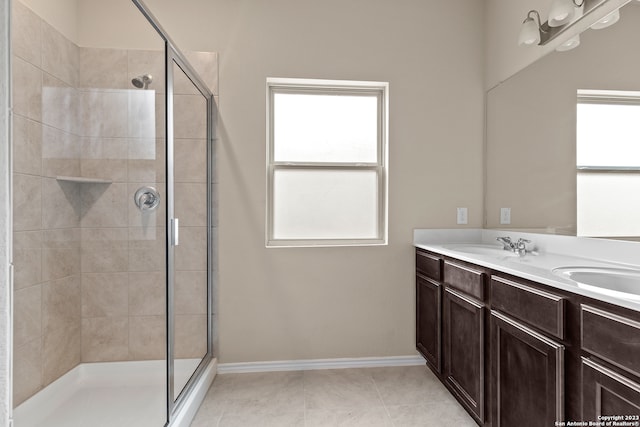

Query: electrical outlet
left=500, top=207, right=511, bottom=225
left=457, top=207, right=468, bottom=225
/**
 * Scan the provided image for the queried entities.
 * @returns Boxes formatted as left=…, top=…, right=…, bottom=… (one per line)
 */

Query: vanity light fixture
left=590, top=8, right=620, bottom=29
left=556, top=34, right=581, bottom=51
left=549, top=0, right=585, bottom=27
left=518, top=10, right=545, bottom=46
left=556, top=2, right=583, bottom=51
left=518, top=0, right=621, bottom=49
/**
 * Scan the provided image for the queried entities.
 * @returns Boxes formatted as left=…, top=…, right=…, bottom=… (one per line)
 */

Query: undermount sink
left=552, top=266, right=640, bottom=301
left=441, top=244, right=520, bottom=258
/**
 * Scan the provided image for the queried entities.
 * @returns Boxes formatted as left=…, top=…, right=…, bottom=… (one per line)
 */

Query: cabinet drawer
left=416, top=250, right=441, bottom=281
left=581, top=305, right=640, bottom=378
left=491, top=276, right=565, bottom=340
left=444, top=261, right=485, bottom=301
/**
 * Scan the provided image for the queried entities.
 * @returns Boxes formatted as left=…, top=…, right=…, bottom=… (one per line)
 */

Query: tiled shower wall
left=12, top=0, right=83, bottom=407
left=12, top=1, right=218, bottom=406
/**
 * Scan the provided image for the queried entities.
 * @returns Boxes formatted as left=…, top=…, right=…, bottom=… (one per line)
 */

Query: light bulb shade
left=518, top=17, right=541, bottom=46
left=556, top=34, right=581, bottom=51
left=548, top=0, right=577, bottom=27
left=591, top=8, right=620, bottom=30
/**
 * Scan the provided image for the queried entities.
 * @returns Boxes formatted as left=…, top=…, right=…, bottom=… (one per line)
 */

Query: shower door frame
left=131, top=1, right=216, bottom=424
left=165, top=47, right=216, bottom=419
left=1, top=0, right=12, bottom=424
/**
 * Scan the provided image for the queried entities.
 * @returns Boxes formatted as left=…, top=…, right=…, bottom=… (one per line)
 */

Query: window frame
left=266, top=78, right=389, bottom=248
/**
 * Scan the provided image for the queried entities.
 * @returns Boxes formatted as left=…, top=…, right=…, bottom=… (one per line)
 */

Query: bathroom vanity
left=414, top=229, right=640, bottom=427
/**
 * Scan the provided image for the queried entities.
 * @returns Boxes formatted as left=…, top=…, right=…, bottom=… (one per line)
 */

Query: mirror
left=485, top=1, right=640, bottom=239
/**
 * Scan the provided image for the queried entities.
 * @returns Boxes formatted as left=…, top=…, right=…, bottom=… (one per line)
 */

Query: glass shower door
left=167, top=50, right=212, bottom=408
left=132, top=3, right=215, bottom=422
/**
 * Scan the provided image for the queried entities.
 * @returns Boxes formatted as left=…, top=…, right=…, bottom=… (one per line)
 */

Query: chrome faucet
left=514, top=238, right=531, bottom=256
left=496, top=237, right=531, bottom=256
left=496, top=236, right=513, bottom=250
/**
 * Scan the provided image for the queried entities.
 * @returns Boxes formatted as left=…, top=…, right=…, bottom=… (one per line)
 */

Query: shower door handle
left=171, top=218, right=180, bottom=246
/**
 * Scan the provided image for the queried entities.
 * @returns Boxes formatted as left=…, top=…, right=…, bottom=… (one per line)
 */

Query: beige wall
left=19, top=0, right=160, bottom=48
left=77, top=0, right=159, bottom=49
left=113, top=0, right=486, bottom=363
left=19, top=0, right=78, bottom=43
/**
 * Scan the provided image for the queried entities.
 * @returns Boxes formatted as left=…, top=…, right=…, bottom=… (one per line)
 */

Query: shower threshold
left=13, top=358, right=216, bottom=427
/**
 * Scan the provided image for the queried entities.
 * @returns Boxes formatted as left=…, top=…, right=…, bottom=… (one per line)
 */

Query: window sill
left=266, top=239, right=387, bottom=248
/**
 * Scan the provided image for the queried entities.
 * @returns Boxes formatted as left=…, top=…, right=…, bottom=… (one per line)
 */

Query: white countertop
left=414, top=229, right=640, bottom=313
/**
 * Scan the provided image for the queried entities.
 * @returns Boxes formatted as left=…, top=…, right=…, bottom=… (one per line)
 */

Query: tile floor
left=190, top=365, right=477, bottom=426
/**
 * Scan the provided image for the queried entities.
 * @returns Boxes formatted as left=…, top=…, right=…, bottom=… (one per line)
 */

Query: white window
left=576, top=89, right=640, bottom=237
left=266, top=78, right=388, bottom=247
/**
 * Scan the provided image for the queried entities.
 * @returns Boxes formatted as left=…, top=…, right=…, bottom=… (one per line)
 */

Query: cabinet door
left=416, top=274, right=441, bottom=372
left=443, top=288, right=485, bottom=423
left=582, top=357, right=640, bottom=421
left=491, top=311, right=564, bottom=427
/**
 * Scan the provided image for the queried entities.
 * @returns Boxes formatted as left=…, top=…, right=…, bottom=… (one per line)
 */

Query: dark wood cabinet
left=414, top=247, right=640, bottom=426
left=582, top=357, right=640, bottom=421
left=490, top=310, right=564, bottom=427
left=416, top=273, right=441, bottom=372
left=443, top=287, right=485, bottom=423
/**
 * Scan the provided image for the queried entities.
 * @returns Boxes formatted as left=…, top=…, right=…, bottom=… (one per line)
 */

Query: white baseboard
left=217, top=355, right=425, bottom=374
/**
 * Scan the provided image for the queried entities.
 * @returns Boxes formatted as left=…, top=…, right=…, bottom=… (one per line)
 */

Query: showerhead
left=131, top=74, right=153, bottom=89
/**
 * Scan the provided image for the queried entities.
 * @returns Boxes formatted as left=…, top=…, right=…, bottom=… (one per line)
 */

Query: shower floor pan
left=14, top=358, right=216, bottom=427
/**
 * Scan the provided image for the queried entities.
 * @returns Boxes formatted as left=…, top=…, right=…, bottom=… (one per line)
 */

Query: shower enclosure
left=10, top=0, right=217, bottom=425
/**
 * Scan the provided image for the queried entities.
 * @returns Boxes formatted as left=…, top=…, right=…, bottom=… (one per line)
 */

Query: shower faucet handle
left=134, top=186, right=160, bottom=212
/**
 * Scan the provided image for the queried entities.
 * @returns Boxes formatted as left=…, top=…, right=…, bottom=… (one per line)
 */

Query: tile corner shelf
left=56, top=176, right=113, bottom=184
